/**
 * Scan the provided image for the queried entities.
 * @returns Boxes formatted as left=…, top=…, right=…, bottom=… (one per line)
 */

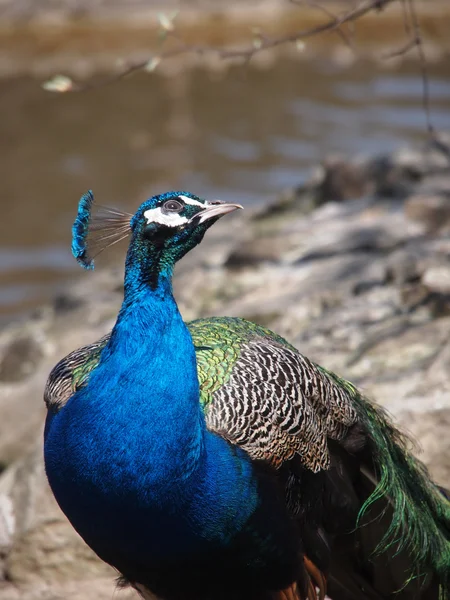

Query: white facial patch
left=178, top=195, right=207, bottom=208
left=143, top=207, right=189, bottom=228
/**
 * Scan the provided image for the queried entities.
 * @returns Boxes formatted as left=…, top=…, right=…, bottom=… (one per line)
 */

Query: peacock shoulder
left=189, top=316, right=358, bottom=472
left=44, top=334, right=110, bottom=411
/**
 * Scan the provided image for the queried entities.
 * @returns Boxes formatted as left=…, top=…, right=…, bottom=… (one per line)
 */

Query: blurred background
left=1, top=0, right=449, bottom=323
left=0, top=2, right=450, bottom=599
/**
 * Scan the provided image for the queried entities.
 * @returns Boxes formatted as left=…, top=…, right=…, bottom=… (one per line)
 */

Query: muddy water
left=1, top=57, right=450, bottom=322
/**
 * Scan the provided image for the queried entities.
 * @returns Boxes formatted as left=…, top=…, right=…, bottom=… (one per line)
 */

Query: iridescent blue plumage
left=71, top=189, right=95, bottom=269
left=71, top=190, right=132, bottom=270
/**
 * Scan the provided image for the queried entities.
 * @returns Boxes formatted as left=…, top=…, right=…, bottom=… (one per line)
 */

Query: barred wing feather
left=191, top=317, right=358, bottom=472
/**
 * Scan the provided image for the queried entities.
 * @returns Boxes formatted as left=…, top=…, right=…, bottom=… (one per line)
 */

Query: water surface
left=1, top=58, right=450, bottom=321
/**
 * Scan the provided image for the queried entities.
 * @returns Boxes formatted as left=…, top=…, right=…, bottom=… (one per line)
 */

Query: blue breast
left=44, top=287, right=258, bottom=566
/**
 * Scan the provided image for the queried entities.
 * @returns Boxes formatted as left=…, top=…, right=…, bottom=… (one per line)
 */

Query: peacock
left=44, top=190, right=450, bottom=600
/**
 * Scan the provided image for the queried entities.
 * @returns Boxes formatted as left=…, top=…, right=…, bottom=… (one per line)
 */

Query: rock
left=0, top=493, right=14, bottom=580
left=393, top=134, right=450, bottom=178
left=252, top=184, right=320, bottom=220
left=385, top=249, right=423, bottom=284
left=0, top=578, right=137, bottom=600
left=225, top=236, right=297, bottom=269
left=422, top=265, right=450, bottom=294
left=398, top=409, right=450, bottom=487
left=257, top=133, right=450, bottom=220
left=0, top=330, right=46, bottom=384
left=405, top=194, right=450, bottom=233
left=312, top=157, right=374, bottom=203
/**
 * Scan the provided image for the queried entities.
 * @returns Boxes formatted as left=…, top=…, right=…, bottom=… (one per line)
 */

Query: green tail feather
left=321, top=368, right=450, bottom=598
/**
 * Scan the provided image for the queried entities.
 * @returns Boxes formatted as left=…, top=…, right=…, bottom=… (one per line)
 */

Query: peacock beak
left=194, top=201, right=243, bottom=224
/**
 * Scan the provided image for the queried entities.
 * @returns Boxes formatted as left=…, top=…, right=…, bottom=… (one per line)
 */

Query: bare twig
left=381, top=37, right=417, bottom=59
left=400, top=0, right=412, bottom=35
left=43, top=0, right=398, bottom=93
left=42, top=0, right=437, bottom=140
left=374, top=0, right=437, bottom=142
left=220, top=0, right=396, bottom=59
left=289, top=0, right=356, bottom=51
left=406, top=0, right=434, bottom=135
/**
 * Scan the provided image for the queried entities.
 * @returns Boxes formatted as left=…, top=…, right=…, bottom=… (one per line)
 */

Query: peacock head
left=131, top=191, right=242, bottom=261
left=72, top=190, right=242, bottom=276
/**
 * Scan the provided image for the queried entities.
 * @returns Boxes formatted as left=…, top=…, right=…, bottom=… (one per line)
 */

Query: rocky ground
left=0, top=135, right=449, bottom=599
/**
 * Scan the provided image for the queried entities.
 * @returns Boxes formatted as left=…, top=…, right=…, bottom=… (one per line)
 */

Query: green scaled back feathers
left=190, top=317, right=295, bottom=408
left=323, top=368, right=450, bottom=596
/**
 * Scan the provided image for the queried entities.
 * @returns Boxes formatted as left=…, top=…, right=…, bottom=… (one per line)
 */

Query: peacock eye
left=162, top=199, right=183, bottom=214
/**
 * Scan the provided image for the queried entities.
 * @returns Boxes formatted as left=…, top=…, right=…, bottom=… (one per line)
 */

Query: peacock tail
left=326, top=370, right=450, bottom=595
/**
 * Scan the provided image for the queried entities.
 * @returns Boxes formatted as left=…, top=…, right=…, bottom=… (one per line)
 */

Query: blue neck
left=100, top=254, right=204, bottom=486
left=122, top=240, right=174, bottom=298
left=45, top=246, right=258, bottom=560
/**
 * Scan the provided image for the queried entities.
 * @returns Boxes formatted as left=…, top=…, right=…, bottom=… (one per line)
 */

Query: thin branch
left=44, top=0, right=398, bottom=92
left=400, top=0, right=412, bottom=35
left=405, top=0, right=434, bottom=135
left=289, top=0, right=356, bottom=51
left=381, top=37, right=417, bottom=59
left=220, top=0, right=396, bottom=59
left=374, top=0, right=438, bottom=143
left=41, top=0, right=438, bottom=146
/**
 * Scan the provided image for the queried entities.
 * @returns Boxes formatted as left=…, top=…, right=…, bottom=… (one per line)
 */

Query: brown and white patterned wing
left=44, top=334, right=110, bottom=411
left=205, top=336, right=358, bottom=473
